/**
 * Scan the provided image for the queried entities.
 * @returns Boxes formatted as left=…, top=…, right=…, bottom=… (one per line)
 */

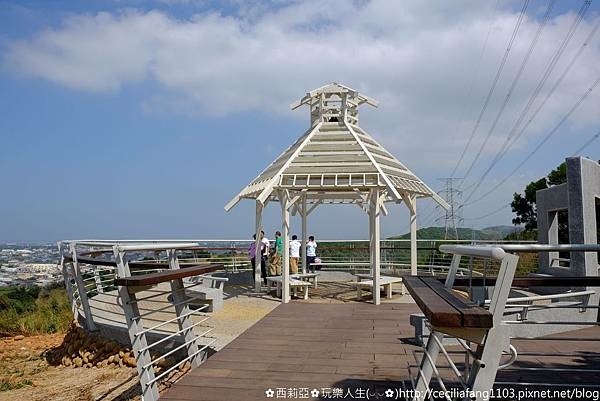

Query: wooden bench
left=354, top=275, right=404, bottom=300
left=404, top=276, right=492, bottom=344
left=266, top=276, right=311, bottom=300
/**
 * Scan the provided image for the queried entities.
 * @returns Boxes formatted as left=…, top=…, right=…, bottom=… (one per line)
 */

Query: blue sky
left=0, top=0, right=599, bottom=242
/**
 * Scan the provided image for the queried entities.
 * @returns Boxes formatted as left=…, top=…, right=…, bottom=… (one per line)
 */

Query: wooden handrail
left=114, top=264, right=223, bottom=287
left=405, top=276, right=492, bottom=328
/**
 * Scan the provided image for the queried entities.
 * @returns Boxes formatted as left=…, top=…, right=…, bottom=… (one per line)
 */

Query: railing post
left=114, top=247, right=159, bottom=401
left=414, top=331, right=444, bottom=401
left=93, top=265, right=104, bottom=294
left=167, top=249, right=203, bottom=368
left=58, top=243, right=78, bottom=318
left=467, top=253, right=519, bottom=396
left=70, top=243, right=97, bottom=331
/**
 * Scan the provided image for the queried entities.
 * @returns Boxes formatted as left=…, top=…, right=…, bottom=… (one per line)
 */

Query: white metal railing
left=58, top=241, right=224, bottom=401
left=411, top=243, right=600, bottom=401
left=59, top=238, right=539, bottom=318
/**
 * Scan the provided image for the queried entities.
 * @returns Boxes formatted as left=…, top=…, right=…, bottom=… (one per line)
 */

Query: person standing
left=289, top=234, right=301, bottom=274
left=260, top=230, right=270, bottom=276
left=249, top=234, right=267, bottom=285
left=306, top=235, right=317, bottom=273
left=270, top=231, right=283, bottom=275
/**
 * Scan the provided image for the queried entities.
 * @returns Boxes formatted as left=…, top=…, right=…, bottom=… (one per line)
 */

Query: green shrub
left=0, top=286, right=72, bottom=336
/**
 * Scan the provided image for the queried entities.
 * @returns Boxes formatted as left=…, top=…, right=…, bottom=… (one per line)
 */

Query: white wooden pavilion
left=225, top=83, right=449, bottom=304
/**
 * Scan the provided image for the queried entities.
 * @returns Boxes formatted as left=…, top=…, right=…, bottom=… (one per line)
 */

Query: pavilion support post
left=369, top=189, right=381, bottom=305
left=410, top=195, right=418, bottom=276
left=279, top=190, right=291, bottom=303
left=301, top=193, right=308, bottom=274
left=254, top=201, right=264, bottom=292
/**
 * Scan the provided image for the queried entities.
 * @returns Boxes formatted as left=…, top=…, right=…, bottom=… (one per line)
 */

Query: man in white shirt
left=306, top=235, right=317, bottom=273
left=289, top=235, right=301, bottom=274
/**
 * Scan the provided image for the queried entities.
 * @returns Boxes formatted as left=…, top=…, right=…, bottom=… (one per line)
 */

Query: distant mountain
left=390, top=225, right=523, bottom=240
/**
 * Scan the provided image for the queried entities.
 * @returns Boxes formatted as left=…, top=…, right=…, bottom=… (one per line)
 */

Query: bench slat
left=404, top=276, right=461, bottom=327
left=422, top=277, right=492, bottom=328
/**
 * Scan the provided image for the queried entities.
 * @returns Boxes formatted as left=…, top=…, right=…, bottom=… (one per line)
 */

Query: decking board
left=161, top=302, right=600, bottom=401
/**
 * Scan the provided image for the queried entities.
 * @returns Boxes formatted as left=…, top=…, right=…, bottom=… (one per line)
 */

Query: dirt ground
left=0, top=334, right=140, bottom=401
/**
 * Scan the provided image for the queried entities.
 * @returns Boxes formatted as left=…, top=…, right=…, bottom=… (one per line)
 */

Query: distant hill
left=390, top=225, right=523, bottom=240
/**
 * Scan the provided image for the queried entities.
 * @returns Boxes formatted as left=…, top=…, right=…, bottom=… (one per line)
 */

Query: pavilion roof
left=225, top=83, right=449, bottom=211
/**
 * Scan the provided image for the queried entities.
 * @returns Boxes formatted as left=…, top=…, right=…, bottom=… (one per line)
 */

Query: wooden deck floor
left=161, top=302, right=600, bottom=401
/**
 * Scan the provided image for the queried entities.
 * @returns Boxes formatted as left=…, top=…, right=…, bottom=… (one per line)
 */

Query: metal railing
left=58, top=241, right=224, bottom=401
left=411, top=243, right=600, bottom=401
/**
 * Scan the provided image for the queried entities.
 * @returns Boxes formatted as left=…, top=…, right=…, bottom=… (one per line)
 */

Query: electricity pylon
left=436, top=178, right=464, bottom=240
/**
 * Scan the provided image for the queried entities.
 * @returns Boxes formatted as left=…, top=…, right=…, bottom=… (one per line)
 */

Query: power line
left=461, top=0, right=556, bottom=183
left=450, top=0, right=502, bottom=177
left=572, top=128, right=600, bottom=156
left=464, top=203, right=511, bottom=221
left=450, top=0, right=530, bottom=177
left=463, top=2, right=596, bottom=204
left=465, top=75, right=600, bottom=205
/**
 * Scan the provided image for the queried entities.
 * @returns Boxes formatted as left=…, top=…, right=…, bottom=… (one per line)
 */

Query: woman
left=248, top=233, right=267, bottom=284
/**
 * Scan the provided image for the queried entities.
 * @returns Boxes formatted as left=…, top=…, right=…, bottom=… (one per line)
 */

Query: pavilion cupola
left=291, top=82, right=378, bottom=127
left=225, top=82, right=449, bottom=211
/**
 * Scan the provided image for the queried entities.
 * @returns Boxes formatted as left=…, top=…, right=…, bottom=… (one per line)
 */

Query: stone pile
left=47, top=321, right=185, bottom=377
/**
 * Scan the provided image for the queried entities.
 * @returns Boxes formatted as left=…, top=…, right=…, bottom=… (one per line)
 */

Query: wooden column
left=280, top=190, right=291, bottom=303
left=301, top=193, right=308, bottom=274
left=369, top=189, right=381, bottom=305
left=254, top=200, right=263, bottom=292
left=410, top=195, right=418, bottom=276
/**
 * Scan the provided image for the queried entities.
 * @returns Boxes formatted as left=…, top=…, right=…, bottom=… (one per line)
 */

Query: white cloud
left=3, top=1, right=599, bottom=177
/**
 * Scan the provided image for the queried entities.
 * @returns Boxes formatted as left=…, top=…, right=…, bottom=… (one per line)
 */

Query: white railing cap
left=439, top=245, right=506, bottom=260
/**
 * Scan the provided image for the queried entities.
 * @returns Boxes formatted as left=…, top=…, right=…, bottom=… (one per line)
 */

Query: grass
left=0, top=378, right=33, bottom=391
left=0, top=285, right=73, bottom=336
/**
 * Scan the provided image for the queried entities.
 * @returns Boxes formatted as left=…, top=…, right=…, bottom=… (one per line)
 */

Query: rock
left=13, top=335, right=25, bottom=341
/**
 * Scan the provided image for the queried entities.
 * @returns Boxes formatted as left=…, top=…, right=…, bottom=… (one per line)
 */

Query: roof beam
left=255, top=122, right=323, bottom=205
left=344, top=121, right=402, bottom=202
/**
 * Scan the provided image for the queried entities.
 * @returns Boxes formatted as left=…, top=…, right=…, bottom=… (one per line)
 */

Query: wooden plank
left=422, top=277, right=492, bottom=328
left=160, top=302, right=600, bottom=400
left=403, top=276, right=461, bottom=327
left=113, top=263, right=222, bottom=287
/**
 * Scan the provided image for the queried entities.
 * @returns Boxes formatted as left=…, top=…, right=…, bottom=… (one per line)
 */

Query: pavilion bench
left=266, top=276, right=311, bottom=300
left=291, top=272, right=320, bottom=289
left=354, top=275, right=404, bottom=300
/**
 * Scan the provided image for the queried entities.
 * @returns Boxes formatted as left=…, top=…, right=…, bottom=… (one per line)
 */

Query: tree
left=511, top=162, right=566, bottom=232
